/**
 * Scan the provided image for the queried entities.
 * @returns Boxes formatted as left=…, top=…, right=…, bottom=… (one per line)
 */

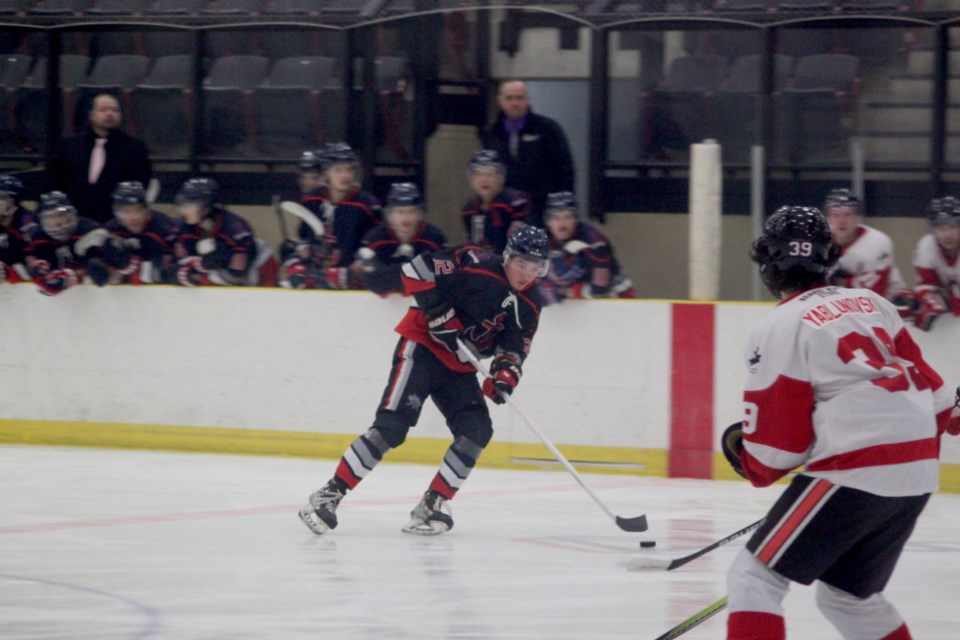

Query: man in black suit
left=482, top=80, right=575, bottom=227
left=50, top=93, right=152, bottom=224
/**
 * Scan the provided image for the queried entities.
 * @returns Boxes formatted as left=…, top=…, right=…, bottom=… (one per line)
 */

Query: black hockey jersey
left=0, top=208, right=39, bottom=282
left=25, top=217, right=104, bottom=294
left=461, top=187, right=530, bottom=254
left=104, top=211, right=179, bottom=284
left=359, top=222, right=446, bottom=295
left=540, top=221, right=632, bottom=302
left=173, top=208, right=256, bottom=284
left=301, top=185, right=382, bottom=268
left=397, top=245, right=542, bottom=373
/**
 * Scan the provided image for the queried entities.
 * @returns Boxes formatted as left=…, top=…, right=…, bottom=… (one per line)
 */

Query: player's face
left=326, top=164, right=356, bottom=193
left=89, top=95, right=121, bottom=134
left=933, top=223, right=960, bottom=252
left=298, top=170, right=323, bottom=194
left=41, top=208, right=76, bottom=241
left=179, top=202, right=204, bottom=225
left=115, top=204, right=149, bottom=234
left=497, top=82, right=529, bottom=121
left=545, top=209, right=577, bottom=242
left=388, top=205, right=421, bottom=241
left=505, top=255, right=543, bottom=291
left=825, top=205, right=860, bottom=246
left=470, top=167, right=503, bottom=200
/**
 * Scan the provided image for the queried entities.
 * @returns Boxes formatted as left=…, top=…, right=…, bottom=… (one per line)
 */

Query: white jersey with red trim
left=834, top=224, right=906, bottom=298
left=913, top=233, right=960, bottom=295
left=740, top=285, right=953, bottom=497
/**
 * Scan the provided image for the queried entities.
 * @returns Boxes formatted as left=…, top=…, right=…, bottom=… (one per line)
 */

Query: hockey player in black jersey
left=24, top=191, right=107, bottom=296
left=354, top=182, right=446, bottom=296
left=172, top=178, right=277, bottom=287
left=461, top=149, right=530, bottom=253
left=287, top=142, right=382, bottom=289
left=300, top=225, right=548, bottom=536
left=0, top=175, right=39, bottom=284
left=101, top=181, right=179, bottom=285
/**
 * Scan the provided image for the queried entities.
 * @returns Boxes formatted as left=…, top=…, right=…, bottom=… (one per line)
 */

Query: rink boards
left=2, top=284, right=959, bottom=490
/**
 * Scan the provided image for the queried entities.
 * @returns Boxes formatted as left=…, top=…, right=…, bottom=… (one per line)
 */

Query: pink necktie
left=88, top=138, right=107, bottom=184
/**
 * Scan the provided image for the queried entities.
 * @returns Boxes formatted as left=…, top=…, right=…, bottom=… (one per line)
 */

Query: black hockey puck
left=639, top=540, right=657, bottom=548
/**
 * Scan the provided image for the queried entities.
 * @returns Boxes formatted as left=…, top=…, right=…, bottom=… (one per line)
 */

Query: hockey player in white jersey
left=911, top=196, right=960, bottom=331
left=823, top=188, right=914, bottom=317
left=721, top=205, right=960, bottom=640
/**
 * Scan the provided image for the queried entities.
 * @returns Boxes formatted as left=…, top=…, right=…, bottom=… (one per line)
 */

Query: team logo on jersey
left=406, top=394, right=423, bottom=411
left=749, top=348, right=761, bottom=366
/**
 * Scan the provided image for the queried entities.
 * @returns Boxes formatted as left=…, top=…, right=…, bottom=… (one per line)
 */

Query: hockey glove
left=324, top=267, right=350, bottom=290
left=482, top=353, right=522, bottom=405
left=103, top=236, right=133, bottom=268
left=890, top=289, right=918, bottom=320
left=86, top=258, right=111, bottom=287
left=427, top=307, right=465, bottom=355
left=722, top=422, right=747, bottom=479
left=914, top=289, right=948, bottom=331
left=176, top=256, right=211, bottom=287
left=37, top=268, right=79, bottom=296
left=828, top=267, right=854, bottom=288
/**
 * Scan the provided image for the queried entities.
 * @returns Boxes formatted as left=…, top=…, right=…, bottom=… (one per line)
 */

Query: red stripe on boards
left=668, top=303, right=715, bottom=479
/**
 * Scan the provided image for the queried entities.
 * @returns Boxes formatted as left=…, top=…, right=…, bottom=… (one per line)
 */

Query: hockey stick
left=280, top=200, right=325, bottom=237
left=654, top=596, right=727, bottom=640
left=145, top=178, right=160, bottom=206
left=627, top=518, right=763, bottom=572
left=456, top=338, right=648, bottom=532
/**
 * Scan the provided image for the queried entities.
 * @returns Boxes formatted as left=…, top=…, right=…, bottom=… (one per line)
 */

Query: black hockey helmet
left=504, top=223, right=550, bottom=277
left=324, top=142, right=358, bottom=168
left=113, top=181, right=146, bottom=207
left=38, top=190, right=78, bottom=241
left=386, top=182, right=423, bottom=209
left=544, top=191, right=578, bottom=217
left=176, top=177, right=219, bottom=212
left=0, top=174, right=23, bottom=202
left=822, top=188, right=860, bottom=213
left=751, top=206, right=839, bottom=297
left=928, top=195, right=960, bottom=227
left=468, top=149, right=504, bottom=174
left=298, top=148, right=327, bottom=172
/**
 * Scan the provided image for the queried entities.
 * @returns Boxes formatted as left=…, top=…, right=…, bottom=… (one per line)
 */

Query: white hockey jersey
left=913, top=233, right=960, bottom=297
left=833, top=224, right=907, bottom=298
left=741, top=285, right=954, bottom=497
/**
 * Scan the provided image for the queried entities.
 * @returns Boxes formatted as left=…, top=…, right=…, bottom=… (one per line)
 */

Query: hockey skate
left=298, top=480, right=344, bottom=535
left=401, top=489, right=454, bottom=535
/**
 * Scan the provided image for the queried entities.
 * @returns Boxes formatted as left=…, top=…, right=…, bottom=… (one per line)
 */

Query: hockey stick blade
left=145, top=178, right=160, bottom=205
left=627, top=518, right=763, bottom=572
left=615, top=515, right=649, bottom=532
left=654, top=596, right=727, bottom=640
left=280, top=201, right=325, bottom=237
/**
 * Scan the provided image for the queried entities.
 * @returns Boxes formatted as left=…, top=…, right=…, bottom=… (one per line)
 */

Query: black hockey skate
left=401, top=489, right=453, bottom=536
left=298, top=480, right=344, bottom=535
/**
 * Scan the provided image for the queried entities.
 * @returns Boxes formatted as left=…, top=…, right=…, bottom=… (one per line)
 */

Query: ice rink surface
left=2, top=445, right=960, bottom=639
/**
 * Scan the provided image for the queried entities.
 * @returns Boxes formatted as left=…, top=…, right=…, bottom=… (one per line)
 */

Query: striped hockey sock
left=335, top=428, right=393, bottom=489
left=429, top=436, right=485, bottom=499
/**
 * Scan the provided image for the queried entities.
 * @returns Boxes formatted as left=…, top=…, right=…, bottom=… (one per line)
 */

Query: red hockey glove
left=427, top=307, right=465, bottom=354
left=722, top=422, right=747, bottom=479
left=482, top=353, right=521, bottom=405
left=37, top=268, right=79, bottom=296
left=324, top=267, right=350, bottom=290
left=914, top=289, right=948, bottom=331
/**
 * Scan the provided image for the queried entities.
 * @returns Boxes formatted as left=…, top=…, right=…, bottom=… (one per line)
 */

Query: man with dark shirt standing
left=482, top=80, right=574, bottom=226
left=50, top=93, right=152, bottom=224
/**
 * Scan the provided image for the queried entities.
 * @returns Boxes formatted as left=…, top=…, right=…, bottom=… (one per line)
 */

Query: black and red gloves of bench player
left=482, top=353, right=521, bottom=405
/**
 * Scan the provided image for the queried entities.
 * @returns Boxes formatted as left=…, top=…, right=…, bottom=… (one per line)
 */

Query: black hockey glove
left=827, top=268, right=854, bottom=288
left=86, top=258, right=111, bottom=287
left=482, top=353, right=521, bottom=405
left=722, top=422, right=747, bottom=479
left=427, top=307, right=465, bottom=354
left=103, top=236, right=133, bottom=268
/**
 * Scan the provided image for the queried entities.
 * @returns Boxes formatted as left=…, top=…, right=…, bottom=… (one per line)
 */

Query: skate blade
left=299, top=507, right=331, bottom=535
left=401, top=518, right=450, bottom=536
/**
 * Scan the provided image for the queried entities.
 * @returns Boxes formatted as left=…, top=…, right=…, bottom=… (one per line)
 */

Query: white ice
left=2, top=445, right=959, bottom=639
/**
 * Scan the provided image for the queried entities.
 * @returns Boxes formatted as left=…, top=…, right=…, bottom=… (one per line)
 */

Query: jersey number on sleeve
left=837, top=327, right=930, bottom=393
